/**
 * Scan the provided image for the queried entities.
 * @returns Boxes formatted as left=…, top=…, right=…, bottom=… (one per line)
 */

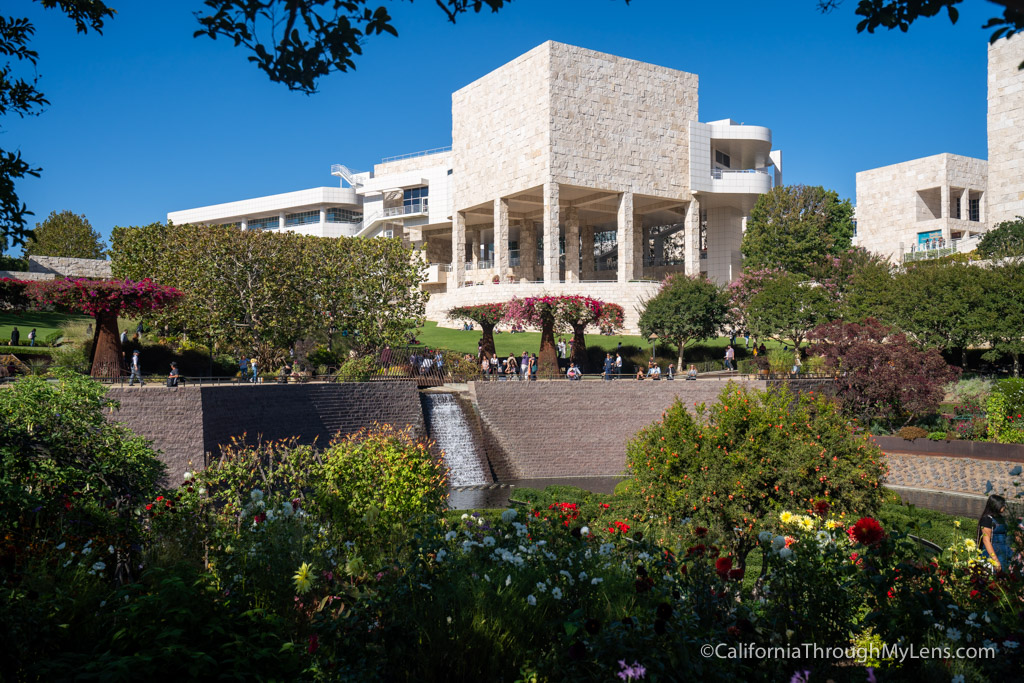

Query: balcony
left=708, top=167, right=774, bottom=194
left=383, top=198, right=429, bottom=218
left=424, top=263, right=451, bottom=284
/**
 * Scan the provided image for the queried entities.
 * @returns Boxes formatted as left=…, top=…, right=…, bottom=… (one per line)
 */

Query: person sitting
left=566, top=363, right=582, bottom=381
left=687, top=364, right=698, bottom=380
left=666, top=363, right=675, bottom=380
left=635, top=368, right=645, bottom=381
left=167, top=361, right=182, bottom=387
left=648, top=364, right=661, bottom=380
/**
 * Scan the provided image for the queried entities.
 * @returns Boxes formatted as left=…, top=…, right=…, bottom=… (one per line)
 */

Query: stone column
left=470, top=229, right=480, bottom=272
left=521, top=219, right=536, bottom=280
left=581, top=224, right=595, bottom=281
left=494, top=198, right=510, bottom=279
left=278, top=211, right=286, bottom=230
left=240, top=219, right=248, bottom=231
left=564, top=207, right=580, bottom=283
left=543, top=182, right=560, bottom=284
left=634, top=217, right=645, bottom=278
left=684, top=198, right=701, bottom=276
left=453, top=211, right=466, bottom=287
left=961, top=188, right=970, bottom=223
left=319, top=208, right=327, bottom=230
left=617, top=192, right=634, bottom=284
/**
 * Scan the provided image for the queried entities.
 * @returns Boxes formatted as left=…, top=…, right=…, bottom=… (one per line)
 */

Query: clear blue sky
left=4, top=0, right=998, bottom=253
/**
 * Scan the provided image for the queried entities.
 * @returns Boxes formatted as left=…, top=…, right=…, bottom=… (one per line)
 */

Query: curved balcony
left=707, top=167, right=774, bottom=194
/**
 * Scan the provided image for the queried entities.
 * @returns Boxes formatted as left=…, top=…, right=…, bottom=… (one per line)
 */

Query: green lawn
left=0, top=310, right=92, bottom=344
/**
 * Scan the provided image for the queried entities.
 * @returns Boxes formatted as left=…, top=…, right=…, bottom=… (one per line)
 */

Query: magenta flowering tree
left=504, top=296, right=561, bottom=377
left=29, top=278, right=182, bottom=377
left=447, top=302, right=506, bottom=359
left=557, top=296, right=624, bottom=372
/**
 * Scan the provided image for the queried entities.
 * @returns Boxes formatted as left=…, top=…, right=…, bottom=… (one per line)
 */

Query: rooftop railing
left=383, top=199, right=429, bottom=217
left=710, top=167, right=773, bottom=179
left=380, top=146, right=452, bottom=164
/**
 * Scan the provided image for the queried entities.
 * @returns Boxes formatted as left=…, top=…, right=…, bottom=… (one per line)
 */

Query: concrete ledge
left=873, top=436, right=1024, bottom=462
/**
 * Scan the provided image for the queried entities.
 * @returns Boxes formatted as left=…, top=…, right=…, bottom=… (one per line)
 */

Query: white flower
left=266, top=509, right=276, bottom=522
left=198, top=487, right=206, bottom=495
left=599, top=543, right=615, bottom=556
left=815, top=531, right=831, bottom=546
left=559, top=570, right=574, bottom=584
left=536, top=540, right=546, bottom=546
left=418, top=583, right=432, bottom=590
left=63, top=559, right=72, bottom=568
left=482, top=536, right=496, bottom=547
left=982, top=640, right=998, bottom=652
left=778, top=547, right=793, bottom=560
left=551, top=587, right=563, bottom=600
left=250, top=489, right=263, bottom=503
left=446, top=616, right=452, bottom=624
left=527, top=594, right=536, bottom=606
left=512, top=522, right=528, bottom=536
left=445, top=531, right=457, bottom=541
left=90, top=561, right=106, bottom=574
left=946, top=627, right=961, bottom=642
left=638, top=552, right=651, bottom=561
left=55, top=542, right=66, bottom=551
left=436, top=548, right=447, bottom=563
left=951, top=675, right=965, bottom=683
left=183, top=471, right=193, bottom=481
left=591, top=577, right=603, bottom=585
left=281, top=502, right=294, bottom=517
left=578, top=571, right=587, bottom=581
left=461, top=514, right=469, bottom=520
left=82, top=546, right=92, bottom=556
left=505, top=575, right=512, bottom=587
left=536, top=582, right=547, bottom=593
left=484, top=574, right=490, bottom=582
left=477, top=517, right=487, bottom=526
left=923, top=610, right=933, bottom=617
left=758, top=531, right=773, bottom=543
left=501, top=508, right=518, bottom=523
left=108, top=545, right=115, bottom=554
left=580, top=526, right=590, bottom=536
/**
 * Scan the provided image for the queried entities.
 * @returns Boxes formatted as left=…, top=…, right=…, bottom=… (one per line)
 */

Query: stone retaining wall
left=106, top=383, right=425, bottom=484
left=28, top=255, right=111, bottom=279
left=468, top=378, right=755, bottom=479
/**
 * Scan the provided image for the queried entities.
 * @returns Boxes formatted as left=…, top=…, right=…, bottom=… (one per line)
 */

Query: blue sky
left=4, top=0, right=998, bottom=253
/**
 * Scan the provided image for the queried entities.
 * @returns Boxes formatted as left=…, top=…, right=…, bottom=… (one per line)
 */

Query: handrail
left=380, top=146, right=452, bottom=164
left=383, top=199, right=429, bottom=217
left=711, top=167, right=771, bottom=179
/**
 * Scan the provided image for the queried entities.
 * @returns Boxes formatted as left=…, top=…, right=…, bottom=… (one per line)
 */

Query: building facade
left=168, top=42, right=782, bottom=332
left=854, top=33, right=1023, bottom=262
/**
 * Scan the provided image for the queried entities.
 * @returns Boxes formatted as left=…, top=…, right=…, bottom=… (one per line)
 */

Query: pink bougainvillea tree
left=447, top=302, right=506, bottom=359
left=504, top=296, right=561, bottom=377
left=557, top=296, right=624, bottom=371
left=29, top=278, right=182, bottom=377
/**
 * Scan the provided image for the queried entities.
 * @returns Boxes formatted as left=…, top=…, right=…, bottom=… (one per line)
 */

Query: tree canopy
left=447, top=302, right=506, bottom=358
left=740, top=185, right=855, bottom=276
left=977, top=215, right=1024, bottom=259
left=735, top=271, right=838, bottom=353
left=23, top=210, right=106, bottom=259
left=639, top=273, right=729, bottom=369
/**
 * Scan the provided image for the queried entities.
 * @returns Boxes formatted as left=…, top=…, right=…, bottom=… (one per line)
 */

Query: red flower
left=307, top=634, right=319, bottom=654
left=728, top=568, right=744, bottom=581
left=850, top=517, right=885, bottom=546
left=813, top=500, right=830, bottom=517
left=156, top=496, right=164, bottom=502
left=687, top=544, right=707, bottom=557
left=694, top=527, right=709, bottom=538
left=715, top=557, right=733, bottom=578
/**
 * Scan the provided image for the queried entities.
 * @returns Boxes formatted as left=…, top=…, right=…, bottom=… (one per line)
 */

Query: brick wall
left=106, top=383, right=425, bottom=484
left=468, top=378, right=756, bottom=479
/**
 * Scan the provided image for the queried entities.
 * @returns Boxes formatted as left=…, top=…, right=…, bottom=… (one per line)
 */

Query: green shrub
left=897, top=426, right=928, bottom=441
left=306, top=344, right=340, bottom=368
left=987, top=392, right=1024, bottom=444
left=625, top=383, right=886, bottom=565
left=333, top=355, right=375, bottom=381
left=42, top=330, right=63, bottom=346
left=993, top=377, right=1024, bottom=416
left=945, top=377, right=993, bottom=407
left=927, top=431, right=948, bottom=441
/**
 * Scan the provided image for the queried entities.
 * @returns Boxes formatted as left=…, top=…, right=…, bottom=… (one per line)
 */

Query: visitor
left=649, top=363, right=661, bottom=380
left=724, top=345, right=735, bottom=371
left=477, top=340, right=483, bottom=358
left=481, top=355, right=490, bottom=379
left=603, top=353, right=614, bottom=381
left=28, top=328, right=36, bottom=347
left=557, top=339, right=566, bottom=358
left=167, top=361, right=181, bottom=388
left=615, top=352, right=622, bottom=379
left=758, top=342, right=767, bottom=357
left=752, top=345, right=759, bottom=358
left=136, top=321, right=144, bottom=337
left=666, top=363, right=675, bottom=380
left=520, top=351, right=529, bottom=381
left=635, top=368, right=645, bottom=381
left=567, top=362, right=581, bottom=380
left=238, top=356, right=249, bottom=381
left=9, top=326, right=19, bottom=346
left=530, top=353, right=537, bottom=381
left=128, top=350, right=144, bottom=386
left=687, top=364, right=698, bottom=380
left=120, top=330, right=128, bottom=345
left=792, top=351, right=802, bottom=376
left=85, top=323, right=93, bottom=337
left=505, top=353, right=517, bottom=379
left=978, top=494, right=1012, bottom=574
left=250, top=357, right=259, bottom=383
left=744, top=331, right=750, bottom=348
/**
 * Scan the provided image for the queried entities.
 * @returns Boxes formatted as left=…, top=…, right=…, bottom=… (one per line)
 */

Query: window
left=715, top=150, right=731, bottom=168
left=326, top=208, right=362, bottom=223
left=969, top=198, right=980, bottom=222
left=403, top=186, right=428, bottom=210
left=285, top=210, right=319, bottom=227
left=248, top=216, right=280, bottom=230
left=954, top=197, right=961, bottom=220
left=852, top=219, right=857, bottom=238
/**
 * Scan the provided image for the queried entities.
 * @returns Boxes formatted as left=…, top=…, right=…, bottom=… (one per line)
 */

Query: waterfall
left=422, top=393, right=492, bottom=487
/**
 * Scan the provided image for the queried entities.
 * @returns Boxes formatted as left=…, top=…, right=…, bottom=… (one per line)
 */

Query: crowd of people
left=479, top=351, right=539, bottom=381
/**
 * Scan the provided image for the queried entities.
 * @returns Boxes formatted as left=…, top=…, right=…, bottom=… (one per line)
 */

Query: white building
left=855, top=33, right=1023, bottom=262
left=169, top=42, right=782, bottom=332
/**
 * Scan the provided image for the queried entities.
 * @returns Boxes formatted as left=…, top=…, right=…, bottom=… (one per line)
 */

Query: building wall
left=452, top=44, right=552, bottom=209
left=28, top=255, right=112, bottom=279
left=703, top=205, right=744, bottom=284
left=470, top=379, right=756, bottom=479
left=987, top=33, right=1024, bottom=227
left=546, top=42, right=697, bottom=198
left=855, top=153, right=987, bottom=260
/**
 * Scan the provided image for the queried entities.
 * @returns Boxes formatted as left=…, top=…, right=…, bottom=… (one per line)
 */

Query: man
left=557, top=339, right=566, bottom=359
left=9, top=326, right=19, bottom=346
left=167, top=361, right=181, bottom=387
left=28, top=328, right=36, bottom=347
left=724, top=345, right=735, bottom=371
left=648, top=363, right=661, bottom=380
left=238, top=356, right=249, bottom=381
left=603, top=353, right=614, bottom=381
left=120, top=330, right=128, bottom=345
left=615, top=353, right=622, bottom=379
left=128, top=350, right=144, bottom=386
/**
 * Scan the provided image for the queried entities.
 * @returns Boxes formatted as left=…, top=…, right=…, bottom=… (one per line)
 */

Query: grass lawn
left=0, top=311, right=92, bottom=344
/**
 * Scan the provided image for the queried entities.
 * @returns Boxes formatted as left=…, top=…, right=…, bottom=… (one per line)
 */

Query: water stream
left=421, top=392, right=491, bottom=487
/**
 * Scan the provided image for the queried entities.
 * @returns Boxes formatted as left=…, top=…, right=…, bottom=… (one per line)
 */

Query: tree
left=740, top=185, right=855, bottom=276
left=973, top=262, right=1024, bottom=376
left=447, top=303, right=505, bottom=359
left=977, top=216, right=1024, bottom=260
left=639, top=273, right=729, bottom=369
left=557, top=296, right=624, bottom=372
left=504, top=296, right=560, bottom=377
left=0, top=277, right=30, bottom=311
left=28, top=278, right=183, bottom=377
left=810, top=318, right=960, bottom=428
left=23, top=210, right=106, bottom=259
left=110, top=222, right=426, bottom=364
left=626, top=383, right=886, bottom=569
left=888, top=260, right=986, bottom=365
left=738, top=271, right=838, bottom=354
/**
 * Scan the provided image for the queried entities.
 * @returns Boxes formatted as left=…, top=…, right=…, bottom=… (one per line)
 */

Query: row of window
left=244, top=207, right=365, bottom=230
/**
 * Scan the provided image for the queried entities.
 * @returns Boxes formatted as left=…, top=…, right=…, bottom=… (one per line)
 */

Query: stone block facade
left=987, top=33, right=1024, bottom=227
left=468, top=378, right=756, bottom=480
left=28, top=255, right=112, bottom=279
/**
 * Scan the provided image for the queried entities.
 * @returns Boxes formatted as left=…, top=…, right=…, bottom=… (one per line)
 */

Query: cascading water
left=422, top=392, right=491, bottom=487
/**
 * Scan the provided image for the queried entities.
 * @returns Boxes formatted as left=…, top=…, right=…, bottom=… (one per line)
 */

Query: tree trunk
left=538, top=318, right=559, bottom=378
left=1013, top=352, right=1020, bottom=378
left=961, top=347, right=968, bottom=370
left=676, top=338, right=685, bottom=372
left=91, top=311, right=124, bottom=378
left=480, top=322, right=496, bottom=360
left=570, top=323, right=588, bottom=372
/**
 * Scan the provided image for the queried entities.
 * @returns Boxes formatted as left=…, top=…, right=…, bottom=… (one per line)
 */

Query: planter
left=872, top=435, right=1024, bottom=463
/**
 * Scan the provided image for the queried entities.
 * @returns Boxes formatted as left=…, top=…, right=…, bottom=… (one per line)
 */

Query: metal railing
left=510, top=255, right=521, bottom=266
left=380, top=146, right=452, bottom=164
left=383, top=199, right=429, bottom=217
left=710, top=167, right=772, bottom=179
left=476, top=259, right=494, bottom=269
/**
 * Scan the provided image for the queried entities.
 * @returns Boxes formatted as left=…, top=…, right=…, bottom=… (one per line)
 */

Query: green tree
left=23, top=209, right=106, bottom=259
left=741, top=185, right=855, bottom=276
left=638, top=273, right=729, bottom=369
left=973, top=262, right=1024, bottom=376
left=741, top=272, right=838, bottom=354
left=447, top=303, right=506, bottom=359
left=888, top=260, right=986, bottom=365
left=626, top=383, right=886, bottom=569
left=977, top=215, right=1024, bottom=259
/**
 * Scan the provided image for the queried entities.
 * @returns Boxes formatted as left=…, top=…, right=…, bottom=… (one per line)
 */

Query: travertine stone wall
left=987, top=33, right=1024, bottom=227
left=469, top=379, right=756, bottom=479
left=373, top=152, right=453, bottom=177
left=0, top=271, right=51, bottom=281
left=855, top=153, right=987, bottom=261
left=28, top=255, right=112, bottom=278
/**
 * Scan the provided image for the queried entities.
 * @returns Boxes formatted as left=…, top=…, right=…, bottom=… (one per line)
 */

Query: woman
left=687, top=364, right=698, bottom=380
left=635, top=367, right=645, bottom=381
left=978, top=494, right=1012, bottom=573
left=481, top=354, right=490, bottom=380
left=529, top=353, right=538, bottom=381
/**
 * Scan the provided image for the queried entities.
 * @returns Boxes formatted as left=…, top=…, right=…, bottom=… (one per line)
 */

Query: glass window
left=248, top=216, right=280, bottom=230
left=285, top=210, right=319, bottom=227
left=715, top=150, right=731, bottom=168
left=326, top=208, right=362, bottom=223
left=969, top=198, right=980, bottom=222
left=403, top=186, right=429, bottom=209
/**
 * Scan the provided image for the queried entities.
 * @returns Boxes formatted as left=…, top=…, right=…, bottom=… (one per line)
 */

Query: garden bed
left=872, top=435, right=1024, bottom=462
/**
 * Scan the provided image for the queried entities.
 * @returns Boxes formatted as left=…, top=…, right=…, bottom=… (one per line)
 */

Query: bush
left=927, top=431, right=949, bottom=441
left=626, top=383, right=886, bottom=566
left=987, top=392, right=1024, bottom=444
left=897, top=426, right=928, bottom=441
left=42, top=330, right=63, bottom=347
left=333, top=355, right=376, bottom=381
left=993, top=377, right=1024, bottom=416
left=306, top=344, right=340, bottom=369
left=945, top=377, right=993, bottom=407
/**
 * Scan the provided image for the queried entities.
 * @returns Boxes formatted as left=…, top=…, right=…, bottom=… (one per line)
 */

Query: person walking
left=28, top=328, right=36, bottom=347
left=792, top=350, right=802, bottom=376
left=238, top=356, right=249, bottom=382
left=9, top=326, right=19, bottom=346
left=615, top=352, right=622, bottom=379
left=603, top=353, right=614, bottom=381
left=120, top=330, right=128, bottom=345
left=128, top=350, right=144, bottom=386
left=250, top=357, right=259, bottom=383
left=978, top=494, right=1012, bottom=573
left=724, top=345, right=735, bottom=371
left=520, top=351, right=529, bottom=381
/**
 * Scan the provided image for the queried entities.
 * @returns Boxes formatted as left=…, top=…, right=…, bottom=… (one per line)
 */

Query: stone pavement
left=885, top=453, right=1022, bottom=499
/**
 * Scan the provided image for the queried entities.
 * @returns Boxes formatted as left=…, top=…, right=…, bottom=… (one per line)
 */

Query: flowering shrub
left=447, top=302, right=506, bottom=357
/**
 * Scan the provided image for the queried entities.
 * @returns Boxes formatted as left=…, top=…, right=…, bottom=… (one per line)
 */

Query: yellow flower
left=964, top=539, right=977, bottom=552
left=825, top=519, right=842, bottom=530
left=293, top=562, right=314, bottom=595
left=797, top=517, right=814, bottom=531
left=780, top=511, right=794, bottom=524
left=953, top=520, right=961, bottom=528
